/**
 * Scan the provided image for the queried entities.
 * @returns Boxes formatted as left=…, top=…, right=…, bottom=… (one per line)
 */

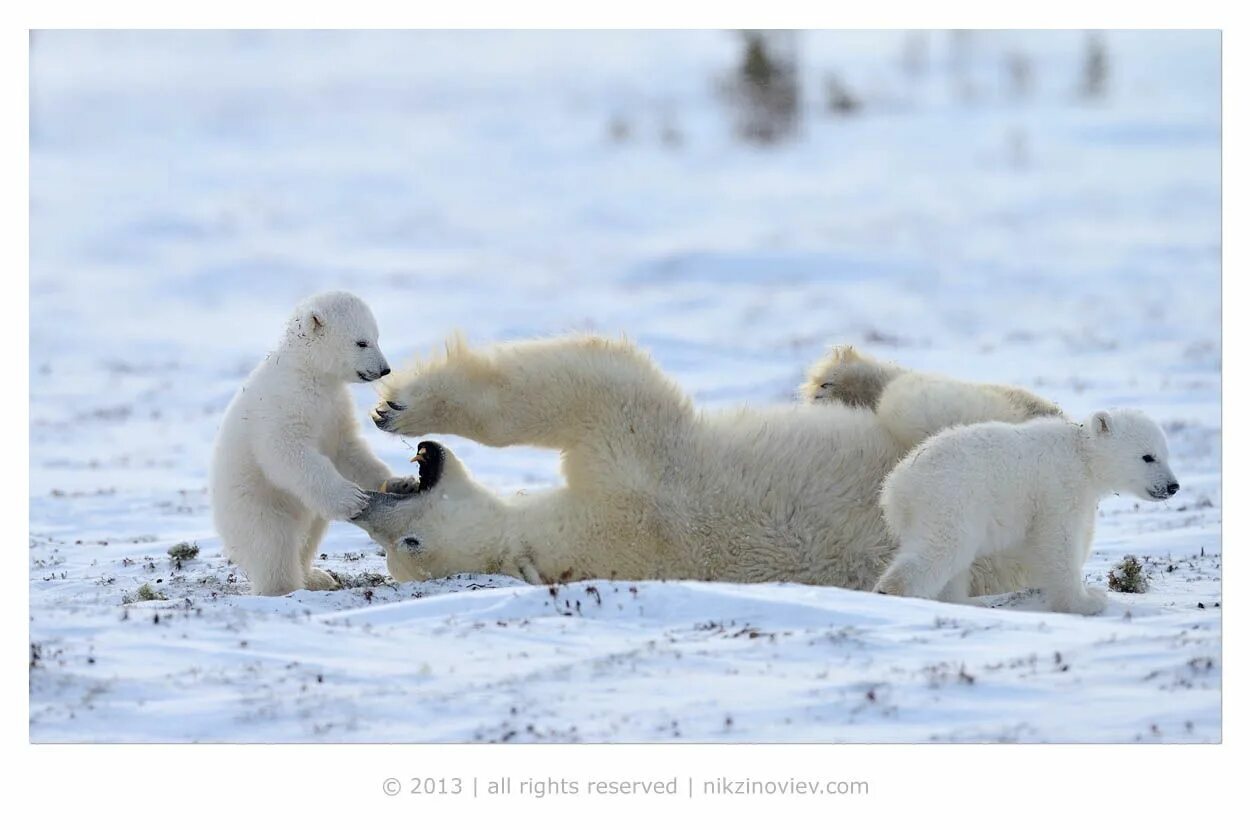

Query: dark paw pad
left=380, top=476, right=420, bottom=495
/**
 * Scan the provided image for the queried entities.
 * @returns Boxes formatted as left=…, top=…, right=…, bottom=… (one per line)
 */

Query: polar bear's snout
left=356, top=365, right=391, bottom=383
left=1149, top=479, right=1180, bottom=500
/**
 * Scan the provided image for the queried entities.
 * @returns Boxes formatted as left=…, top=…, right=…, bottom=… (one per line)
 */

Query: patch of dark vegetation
left=167, top=541, right=199, bottom=564
left=694, top=620, right=776, bottom=641
left=320, top=549, right=373, bottom=562
left=1175, top=496, right=1214, bottom=512
left=1108, top=555, right=1149, bottom=593
left=1079, top=32, right=1109, bottom=100
left=922, top=662, right=976, bottom=687
left=824, top=73, right=862, bottom=115
left=1144, top=656, right=1218, bottom=691
left=326, top=570, right=391, bottom=590
left=721, top=30, right=801, bottom=145
left=49, top=487, right=118, bottom=498
left=123, top=582, right=168, bottom=603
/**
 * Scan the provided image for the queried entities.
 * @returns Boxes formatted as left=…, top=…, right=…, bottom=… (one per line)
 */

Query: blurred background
left=29, top=29, right=1220, bottom=498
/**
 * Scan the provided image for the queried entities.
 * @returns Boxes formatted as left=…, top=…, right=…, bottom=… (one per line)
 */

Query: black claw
left=371, top=409, right=394, bottom=431
left=386, top=400, right=407, bottom=411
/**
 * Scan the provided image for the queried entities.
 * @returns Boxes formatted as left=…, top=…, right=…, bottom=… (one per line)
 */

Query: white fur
left=876, top=371, right=1062, bottom=449
left=210, top=291, right=396, bottom=595
left=874, top=408, right=1179, bottom=614
left=803, top=345, right=1060, bottom=595
left=352, top=336, right=1062, bottom=593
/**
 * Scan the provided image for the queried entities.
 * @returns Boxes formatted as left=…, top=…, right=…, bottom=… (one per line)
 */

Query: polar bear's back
left=880, top=416, right=1078, bottom=549
left=876, top=371, right=1062, bottom=450
left=678, top=403, right=904, bottom=588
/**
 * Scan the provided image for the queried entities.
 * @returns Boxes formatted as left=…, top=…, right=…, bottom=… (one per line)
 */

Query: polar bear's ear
left=1090, top=410, right=1113, bottom=436
left=303, top=308, right=327, bottom=336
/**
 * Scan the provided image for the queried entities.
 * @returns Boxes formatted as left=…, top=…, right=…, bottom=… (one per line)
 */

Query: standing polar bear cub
left=211, top=291, right=411, bottom=596
left=875, top=408, right=1179, bottom=614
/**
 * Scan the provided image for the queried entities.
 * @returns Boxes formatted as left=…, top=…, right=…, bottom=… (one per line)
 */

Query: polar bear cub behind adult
left=211, top=291, right=404, bottom=596
left=875, top=409, right=1179, bottom=614
left=801, top=344, right=1062, bottom=447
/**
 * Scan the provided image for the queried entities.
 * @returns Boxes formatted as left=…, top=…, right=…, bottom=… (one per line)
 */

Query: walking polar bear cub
left=352, top=336, right=1059, bottom=596
left=875, top=409, right=1179, bottom=614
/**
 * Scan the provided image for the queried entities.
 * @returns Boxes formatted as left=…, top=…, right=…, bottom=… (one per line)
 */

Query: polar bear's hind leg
left=874, top=541, right=971, bottom=600
left=298, top=515, right=339, bottom=591
left=231, top=515, right=309, bottom=596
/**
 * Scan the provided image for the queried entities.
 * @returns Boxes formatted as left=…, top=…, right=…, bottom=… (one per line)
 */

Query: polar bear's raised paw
left=371, top=400, right=407, bottom=432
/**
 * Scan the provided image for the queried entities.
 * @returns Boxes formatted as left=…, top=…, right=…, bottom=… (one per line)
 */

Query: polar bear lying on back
left=874, top=409, right=1179, bottom=614
left=349, top=335, right=1061, bottom=594
left=210, top=291, right=414, bottom=596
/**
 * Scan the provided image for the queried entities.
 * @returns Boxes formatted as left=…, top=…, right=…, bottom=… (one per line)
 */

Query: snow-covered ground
left=29, top=30, right=1220, bottom=742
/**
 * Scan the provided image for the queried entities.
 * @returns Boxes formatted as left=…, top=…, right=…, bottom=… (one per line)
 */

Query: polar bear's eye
left=1142, top=454, right=1156, bottom=463
left=355, top=340, right=369, bottom=349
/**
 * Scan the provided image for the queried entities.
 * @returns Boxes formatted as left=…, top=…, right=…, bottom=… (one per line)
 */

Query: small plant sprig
left=167, top=542, right=200, bottom=569
left=1108, top=555, right=1149, bottom=593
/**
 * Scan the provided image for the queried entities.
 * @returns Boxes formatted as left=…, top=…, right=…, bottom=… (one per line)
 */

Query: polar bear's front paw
left=1050, top=586, right=1108, bottom=616
left=1080, top=586, right=1109, bottom=614
left=305, top=567, right=340, bottom=591
left=380, top=475, right=420, bottom=495
left=327, top=486, right=371, bottom=521
left=371, top=399, right=407, bottom=433
left=873, top=569, right=912, bottom=597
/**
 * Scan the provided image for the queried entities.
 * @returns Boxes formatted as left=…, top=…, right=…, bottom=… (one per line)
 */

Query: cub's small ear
left=1089, top=410, right=1113, bottom=435
left=303, top=308, right=326, bottom=336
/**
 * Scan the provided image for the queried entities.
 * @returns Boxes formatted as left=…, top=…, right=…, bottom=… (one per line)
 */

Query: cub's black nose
left=379, top=367, right=391, bottom=377
left=1167, top=481, right=1180, bottom=496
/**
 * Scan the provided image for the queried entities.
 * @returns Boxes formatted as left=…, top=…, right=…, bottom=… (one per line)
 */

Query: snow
left=29, top=30, right=1220, bottom=742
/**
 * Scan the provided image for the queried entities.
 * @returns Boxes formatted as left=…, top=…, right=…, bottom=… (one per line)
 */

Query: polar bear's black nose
left=380, top=366, right=391, bottom=377
left=1167, top=481, right=1180, bottom=496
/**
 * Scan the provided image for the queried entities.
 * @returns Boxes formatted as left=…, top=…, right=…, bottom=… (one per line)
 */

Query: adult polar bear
left=353, top=336, right=1059, bottom=593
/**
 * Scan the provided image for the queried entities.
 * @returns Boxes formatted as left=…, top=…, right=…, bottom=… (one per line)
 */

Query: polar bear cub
left=211, top=291, right=411, bottom=596
left=801, top=344, right=1062, bottom=447
left=874, top=408, right=1179, bottom=614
